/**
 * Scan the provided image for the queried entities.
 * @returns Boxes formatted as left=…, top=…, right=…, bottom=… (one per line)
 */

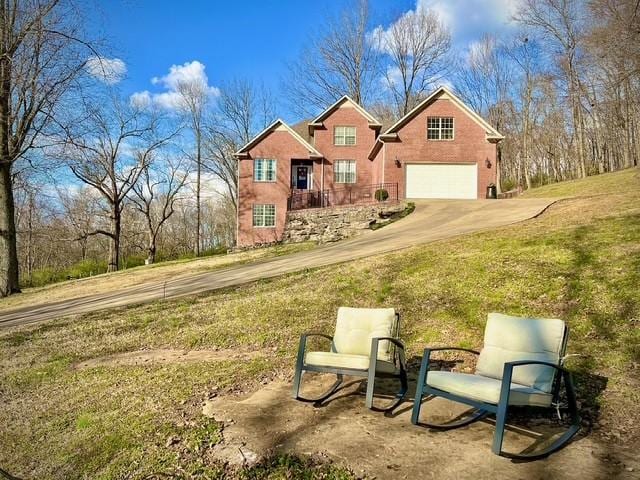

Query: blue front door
left=296, top=166, right=309, bottom=190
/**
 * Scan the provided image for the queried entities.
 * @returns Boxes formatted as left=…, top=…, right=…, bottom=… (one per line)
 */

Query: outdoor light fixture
left=395, top=158, right=402, bottom=167
left=485, top=158, right=492, bottom=168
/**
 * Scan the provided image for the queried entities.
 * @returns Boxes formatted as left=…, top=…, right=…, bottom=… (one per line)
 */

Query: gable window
left=253, top=204, right=276, bottom=227
left=334, top=126, right=356, bottom=145
left=427, top=117, right=454, bottom=140
left=254, top=158, right=277, bottom=181
left=334, top=160, right=356, bottom=183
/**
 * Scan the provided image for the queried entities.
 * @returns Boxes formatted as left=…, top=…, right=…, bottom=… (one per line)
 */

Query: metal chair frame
left=411, top=326, right=581, bottom=459
left=292, top=312, right=408, bottom=411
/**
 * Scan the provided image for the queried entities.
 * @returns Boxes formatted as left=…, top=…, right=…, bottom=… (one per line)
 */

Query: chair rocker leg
left=494, top=370, right=581, bottom=460
left=497, top=423, right=581, bottom=460
left=369, top=368, right=409, bottom=413
left=294, top=371, right=344, bottom=404
left=420, top=408, right=490, bottom=430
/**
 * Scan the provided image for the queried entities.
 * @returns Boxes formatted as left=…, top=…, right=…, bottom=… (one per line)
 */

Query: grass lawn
left=1, top=167, right=639, bottom=479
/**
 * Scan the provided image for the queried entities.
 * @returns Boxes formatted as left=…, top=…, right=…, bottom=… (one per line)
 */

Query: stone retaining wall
left=282, top=201, right=407, bottom=244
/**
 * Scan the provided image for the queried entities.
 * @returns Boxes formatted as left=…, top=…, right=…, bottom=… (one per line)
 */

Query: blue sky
left=90, top=0, right=518, bottom=121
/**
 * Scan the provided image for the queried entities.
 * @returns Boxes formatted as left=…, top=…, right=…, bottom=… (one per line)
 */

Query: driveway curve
left=0, top=198, right=553, bottom=328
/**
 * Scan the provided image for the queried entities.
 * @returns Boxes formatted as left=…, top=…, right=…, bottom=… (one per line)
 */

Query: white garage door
left=405, top=163, right=478, bottom=199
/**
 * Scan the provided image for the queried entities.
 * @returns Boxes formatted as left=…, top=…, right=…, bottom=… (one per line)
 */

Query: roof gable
left=384, top=86, right=503, bottom=139
left=308, top=96, right=381, bottom=133
left=367, top=86, right=504, bottom=160
left=234, top=119, right=323, bottom=159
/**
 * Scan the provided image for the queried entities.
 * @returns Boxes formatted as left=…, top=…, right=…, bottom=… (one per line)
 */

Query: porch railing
left=287, top=182, right=399, bottom=211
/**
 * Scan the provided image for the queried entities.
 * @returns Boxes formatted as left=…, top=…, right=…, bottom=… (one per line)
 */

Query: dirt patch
left=74, top=348, right=265, bottom=369
left=207, top=375, right=639, bottom=480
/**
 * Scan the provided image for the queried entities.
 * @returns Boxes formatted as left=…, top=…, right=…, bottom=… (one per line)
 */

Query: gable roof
left=367, top=86, right=504, bottom=159
left=308, top=95, right=382, bottom=134
left=234, top=119, right=323, bottom=159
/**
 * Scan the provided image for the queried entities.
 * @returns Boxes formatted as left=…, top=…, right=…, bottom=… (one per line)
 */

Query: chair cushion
left=427, top=371, right=553, bottom=407
left=476, top=313, right=566, bottom=393
left=333, top=307, right=396, bottom=361
left=305, top=351, right=397, bottom=374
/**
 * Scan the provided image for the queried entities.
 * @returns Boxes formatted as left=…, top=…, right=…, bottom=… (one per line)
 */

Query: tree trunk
left=108, top=204, right=120, bottom=272
left=146, top=230, right=156, bottom=265
left=195, top=130, right=201, bottom=257
left=0, top=162, right=20, bottom=295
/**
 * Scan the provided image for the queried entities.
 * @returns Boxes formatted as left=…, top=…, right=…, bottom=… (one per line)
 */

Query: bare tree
left=129, top=156, right=189, bottom=264
left=176, top=76, right=211, bottom=257
left=284, top=0, right=380, bottom=116
left=0, top=0, right=93, bottom=297
left=376, top=6, right=451, bottom=116
left=515, top=0, right=589, bottom=178
left=455, top=34, right=513, bottom=191
left=61, top=94, right=174, bottom=272
left=57, top=186, right=104, bottom=261
left=204, top=79, right=274, bottom=213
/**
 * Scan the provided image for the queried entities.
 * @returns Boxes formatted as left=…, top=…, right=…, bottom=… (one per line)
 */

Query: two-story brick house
left=234, top=86, right=503, bottom=247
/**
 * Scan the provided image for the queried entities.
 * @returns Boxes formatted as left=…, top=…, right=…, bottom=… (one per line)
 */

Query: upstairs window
left=254, top=158, right=277, bottom=181
left=334, top=126, right=356, bottom=145
left=253, top=204, right=276, bottom=227
left=427, top=117, right=454, bottom=140
left=334, top=160, right=356, bottom=183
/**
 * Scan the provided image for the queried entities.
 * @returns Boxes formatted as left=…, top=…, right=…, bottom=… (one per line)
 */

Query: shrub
left=374, top=188, right=389, bottom=201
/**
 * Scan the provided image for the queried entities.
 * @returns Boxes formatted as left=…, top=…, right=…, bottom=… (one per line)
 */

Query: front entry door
left=295, top=166, right=309, bottom=190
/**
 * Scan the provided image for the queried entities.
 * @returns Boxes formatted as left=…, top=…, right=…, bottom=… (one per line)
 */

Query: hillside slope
left=1, top=167, right=639, bottom=479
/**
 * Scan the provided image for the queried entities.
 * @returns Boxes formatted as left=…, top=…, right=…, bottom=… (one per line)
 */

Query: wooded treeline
left=1, top=0, right=638, bottom=296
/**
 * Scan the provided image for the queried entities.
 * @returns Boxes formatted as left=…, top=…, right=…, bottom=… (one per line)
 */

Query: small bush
left=374, top=188, right=389, bottom=201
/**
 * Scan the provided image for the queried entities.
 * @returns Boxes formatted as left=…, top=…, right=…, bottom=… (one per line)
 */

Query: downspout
left=382, top=142, right=386, bottom=184
left=235, top=157, right=240, bottom=247
left=321, top=157, right=325, bottom=207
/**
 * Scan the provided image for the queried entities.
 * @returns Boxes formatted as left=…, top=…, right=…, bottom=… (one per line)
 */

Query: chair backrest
left=333, top=307, right=397, bottom=361
left=476, top=312, right=568, bottom=393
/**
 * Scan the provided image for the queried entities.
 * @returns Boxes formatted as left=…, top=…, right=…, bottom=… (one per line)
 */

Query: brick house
left=234, top=86, right=503, bottom=247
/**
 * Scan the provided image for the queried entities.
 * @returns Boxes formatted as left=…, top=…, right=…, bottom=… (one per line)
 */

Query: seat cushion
left=333, top=307, right=396, bottom=361
left=476, top=312, right=566, bottom=393
left=427, top=371, right=553, bottom=407
left=305, top=351, right=397, bottom=374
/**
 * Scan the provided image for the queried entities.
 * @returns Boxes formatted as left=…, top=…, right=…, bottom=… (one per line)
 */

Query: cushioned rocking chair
left=292, top=307, right=408, bottom=411
left=411, top=312, right=581, bottom=459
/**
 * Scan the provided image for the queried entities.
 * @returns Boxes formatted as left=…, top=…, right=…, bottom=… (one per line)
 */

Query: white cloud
left=129, top=90, right=152, bottom=108
left=417, top=0, right=520, bottom=37
left=86, top=56, right=127, bottom=84
left=371, top=0, right=520, bottom=52
left=131, top=61, right=220, bottom=111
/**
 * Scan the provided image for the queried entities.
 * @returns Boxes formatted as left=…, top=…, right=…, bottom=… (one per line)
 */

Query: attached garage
left=405, top=163, right=478, bottom=199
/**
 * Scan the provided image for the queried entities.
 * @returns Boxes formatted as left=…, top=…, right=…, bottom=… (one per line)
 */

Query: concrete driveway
left=0, top=198, right=553, bottom=328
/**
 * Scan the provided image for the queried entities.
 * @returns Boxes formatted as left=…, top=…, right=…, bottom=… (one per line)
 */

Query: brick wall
left=381, top=97, right=498, bottom=199
left=312, top=104, right=380, bottom=191
left=237, top=129, right=319, bottom=247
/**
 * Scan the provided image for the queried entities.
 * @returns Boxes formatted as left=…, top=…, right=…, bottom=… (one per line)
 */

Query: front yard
left=1, top=168, right=638, bottom=479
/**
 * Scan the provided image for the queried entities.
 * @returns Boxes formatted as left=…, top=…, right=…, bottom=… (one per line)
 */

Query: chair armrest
left=418, top=347, right=480, bottom=380
left=503, top=359, right=569, bottom=375
left=497, top=359, right=579, bottom=422
left=423, top=347, right=480, bottom=358
left=296, top=333, right=334, bottom=363
left=371, top=336, right=405, bottom=350
left=300, top=333, right=333, bottom=343
left=369, top=337, right=406, bottom=371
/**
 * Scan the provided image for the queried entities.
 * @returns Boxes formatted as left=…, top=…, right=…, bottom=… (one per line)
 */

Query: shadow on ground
left=206, top=359, right=634, bottom=480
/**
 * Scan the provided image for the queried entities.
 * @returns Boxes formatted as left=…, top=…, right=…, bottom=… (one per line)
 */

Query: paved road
left=0, top=198, right=553, bottom=328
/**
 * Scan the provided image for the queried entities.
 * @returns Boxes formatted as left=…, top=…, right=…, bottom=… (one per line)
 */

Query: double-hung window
left=334, top=160, right=356, bottom=184
left=427, top=117, right=454, bottom=140
left=334, top=126, right=356, bottom=145
left=254, top=158, right=277, bottom=181
left=253, top=204, right=276, bottom=227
